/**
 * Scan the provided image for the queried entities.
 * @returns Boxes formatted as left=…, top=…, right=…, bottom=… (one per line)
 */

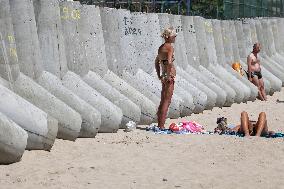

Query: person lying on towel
left=214, top=111, right=274, bottom=137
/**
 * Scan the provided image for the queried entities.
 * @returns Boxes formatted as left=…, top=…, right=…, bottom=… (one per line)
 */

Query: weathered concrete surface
left=33, top=0, right=102, bottom=137
left=240, top=19, right=282, bottom=93
left=102, top=70, right=157, bottom=124
left=122, top=69, right=182, bottom=118
left=9, top=0, right=83, bottom=140
left=127, top=12, right=196, bottom=115
left=275, top=18, right=284, bottom=55
left=58, top=2, right=129, bottom=131
left=0, top=4, right=19, bottom=82
left=181, top=16, right=226, bottom=108
left=212, top=19, right=257, bottom=101
left=271, top=18, right=284, bottom=57
left=233, top=19, right=272, bottom=95
left=62, top=71, right=122, bottom=133
left=14, top=73, right=81, bottom=140
left=259, top=19, right=284, bottom=76
left=205, top=19, right=249, bottom=103
left=70, top=4, right=141, bottom=128
left=193, top=16, right=236, bottom=106
left=0, top=83, right=57, bottom=150
left=9, top=0, right=43, bottom=79
left=248, top=19, right=282, bottom=93
left=83, top=71, right=141, bottom=128
left=167, top=14, right=208, bottom=112
left=37, top=72, right=101, bottom=137
left=252, top=19, right=284, bottom=82
left=233, top=20, right=280, bottom=96
left=0, top=111, right=27, bottom=164
left=86, top=7, right=155, bottom=125
left=100, top=7, right=180, bottom=119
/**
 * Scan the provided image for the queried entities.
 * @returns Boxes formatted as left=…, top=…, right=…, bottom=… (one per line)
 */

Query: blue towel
left=146, top=124, right=284, bottom=138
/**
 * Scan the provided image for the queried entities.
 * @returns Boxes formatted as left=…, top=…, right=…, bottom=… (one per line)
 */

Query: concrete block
left=34, top=0, right=102, bottom=137
left=13, top=73, right=81, bottom=140
left=234, top=20, right=281, bottom=95
left=0, top=83, right=57, bottom=150
left=62, top=71, right=122, bottom=133
left=0, top=111, right=27, bottom=164
left=37, top=71, right=101, bottom=137
left=102, top=70, right=157, bottom=124
left=83, top=71, right=141, bottom=128
left=193, top=16, right=237, bottom=105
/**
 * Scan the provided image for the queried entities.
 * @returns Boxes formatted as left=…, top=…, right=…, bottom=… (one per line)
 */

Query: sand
left=1, top=88, right=284, bottom=189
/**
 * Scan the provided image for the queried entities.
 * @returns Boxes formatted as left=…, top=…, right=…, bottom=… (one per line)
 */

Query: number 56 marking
left=61, top=7, right=80, bottom=20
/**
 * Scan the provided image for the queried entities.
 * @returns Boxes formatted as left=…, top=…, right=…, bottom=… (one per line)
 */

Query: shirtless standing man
left=247, top=43, right=267, bottom=101
left=155, top=27, right=177, bottom=129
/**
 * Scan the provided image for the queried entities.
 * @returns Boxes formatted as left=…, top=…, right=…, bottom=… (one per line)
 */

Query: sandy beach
left=1, top=88, right=284, bottom=189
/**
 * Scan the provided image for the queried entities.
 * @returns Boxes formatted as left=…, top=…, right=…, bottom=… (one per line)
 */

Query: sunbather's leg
left=254, top=112, right=267, bottom=136
left=239, top=111, right=251, bottom=137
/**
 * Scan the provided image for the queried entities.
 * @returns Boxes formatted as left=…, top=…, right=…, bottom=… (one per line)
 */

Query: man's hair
left=253, top=42, right=260, bottom=49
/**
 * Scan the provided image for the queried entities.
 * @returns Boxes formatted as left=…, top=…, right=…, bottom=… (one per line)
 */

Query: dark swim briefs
left=246, top=70, right=262, bottom=79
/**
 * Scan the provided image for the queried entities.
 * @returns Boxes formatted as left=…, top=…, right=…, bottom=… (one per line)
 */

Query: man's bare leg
left=255, top=112, right=267, bottom=136
left=239, top=111, right=251, bottom=137
left=259, top=78, right=267, bottom=101
left=252, top=77, right=265, bottom=101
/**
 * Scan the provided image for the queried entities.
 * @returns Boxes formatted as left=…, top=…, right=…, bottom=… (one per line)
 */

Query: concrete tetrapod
left=234, top=20, right=281, bottom=95
left=241, top=19, right=282, bottom=92
left=58, top=2, right=125, bottom=132
left=90, top=8, right=157, bottom=125
left=259, top=19, right=284, bottom=76
left=33, top=0, right=107, bottom=136
left=235, top=19, right=272, bottom=95
left=126, top=12, right=196, bottom=116
left=59, top=3, right=140, bottom=128
left=0, top=21, right=58, bottom=150
left=193, top=16, right=236, bottom=106
left=144, top=13, right=198, bottom=114
left=271, top=19, right=284, bottom=58
left=120, top=10, right=187, bottom=117
left=206, top=19, right=251, bottom=103
left=249, top=19, right=283, bottom=90
left=248, top=19, right=282, bottom=91
left=0, top=111, right=27, bottom=164
left=180, top=16, right=226, bottom=108
left=275, top=18, right=284, bottom=55
left=0, top=84, right=58, bottom=150
left=100, top=7, right=180, bottom=119
left=167, top=14, right=209, bottom=112
left=211, top=19, right=257, bottom=101
left=9, top=0, right=82, bottom=140
left=123, top=12, right=188, bottom=117
left=252, top=19, right=284, bottom=82
left=196, top=17, right=246, bottom=103
left=226, top=20, right=258, bottom=100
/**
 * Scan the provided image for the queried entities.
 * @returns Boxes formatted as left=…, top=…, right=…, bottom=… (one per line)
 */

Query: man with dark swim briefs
left=247, top=43, right=267, bottom=101
left=155, top=27, right=177, bottom=129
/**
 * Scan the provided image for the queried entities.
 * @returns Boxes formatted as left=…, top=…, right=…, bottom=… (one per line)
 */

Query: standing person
left=247, top=43, right=267, bottom=101
left=155, top=27, right=177, bottom=129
